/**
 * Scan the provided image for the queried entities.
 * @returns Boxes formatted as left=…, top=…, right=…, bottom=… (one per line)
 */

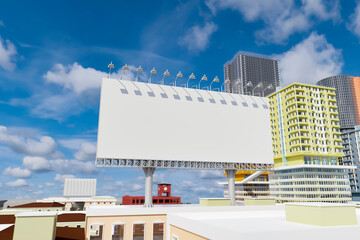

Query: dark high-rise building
left=223, top=51, right=280, bottom=96
left=317, top=75, right=360, bottom=130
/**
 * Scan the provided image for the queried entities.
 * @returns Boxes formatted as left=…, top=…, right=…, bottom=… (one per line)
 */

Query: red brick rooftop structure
left=9, top=202, right=65, bottom=208
left=57, top=213, right=85, bottom=222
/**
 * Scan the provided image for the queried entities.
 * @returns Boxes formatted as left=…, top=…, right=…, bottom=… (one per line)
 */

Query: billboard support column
left=143, top=167, right=156, bottom=207
left=225, top=169, right=237, bottom=206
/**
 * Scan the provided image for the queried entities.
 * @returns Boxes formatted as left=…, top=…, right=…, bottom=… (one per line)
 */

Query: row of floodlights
left=108, top=62, right=274, bottom=94
left=108, top=62, right=221, bottom=90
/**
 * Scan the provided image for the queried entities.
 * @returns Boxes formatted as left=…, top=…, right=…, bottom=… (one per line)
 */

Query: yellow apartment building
left=268, top=83, right=353, bottom=203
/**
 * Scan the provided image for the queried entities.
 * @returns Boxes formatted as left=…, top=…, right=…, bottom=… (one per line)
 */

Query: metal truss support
left=143, top=167, right=156, bottom=207
left=96, top=158, right=273, bottom=171
left=225, top=169, right=237, bottom=206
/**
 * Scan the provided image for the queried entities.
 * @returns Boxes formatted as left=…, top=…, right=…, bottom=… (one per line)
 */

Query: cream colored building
left=12, top=212, right=57, bottom=240
left=41, top=178, right=116, bottom=211
left=41, top=196, right=116, bottom=211
left=84, top=205, right=360, bottom=240
left=2, top=204, right=360, bottom=240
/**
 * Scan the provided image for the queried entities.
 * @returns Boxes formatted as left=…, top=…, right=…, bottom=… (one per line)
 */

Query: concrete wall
left=199, top=198, right=231, bottom=206
left=85, top=214, right=166, bottom=240
left=244, top=198, right=275, bottom=206
left=13, top=215, right=56, bottom=240
left=285, top=204, right=358, bottom=226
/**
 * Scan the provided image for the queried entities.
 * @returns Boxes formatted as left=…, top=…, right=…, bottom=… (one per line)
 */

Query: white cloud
left=74, top=142, right=96, bottom=161
left=3, top=167, right=32, bottom=178
left=131, top=184, right=142, bottom=191
left=45, top=182, right=55, bottom=187
left=44, top=63, right=137, bottom=94
left=6, top=179, right=28, bottom=187
left=102, top=181, right=124, bottom=191
left=277, top=32, right=343, bottom=86
left=347, top=1, right=360, bottom=39
left=44, top=63, right=106, bottom=94
left=206, top=0, right=340, bottom=44
left=32, top=190, right=44, bottom=195
left=23, top=156, right=51, bottom=172
left=59, top=139, right=97, bottom=161
left=0, top=126, right=57, bottom=156
left=52, top=159, right=98, bottom=174
left=22, top=156, right=98, bottom=174
left=103, top=176, right=113, bottom=181
left=198, top=170, right=224, bottom=179
left=0, top=35, right=17, bottom=71
left=54, top=174, right=75, bottom=183
left=178, top=179, right=218, bottom=194
left=153, top=173, right=165, bottom=184
left=58, top=139, right=88, bottom=150
left=102, top=181, right=143, bottom=195
left=29, top=93, right=83, bottom=121
left=180, top=22, right=218, bottom=52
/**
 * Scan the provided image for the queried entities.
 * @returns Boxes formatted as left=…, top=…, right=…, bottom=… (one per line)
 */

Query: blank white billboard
left=63, top=178, right=96, bottom=197
left=96, top=78, right=273, bottom=165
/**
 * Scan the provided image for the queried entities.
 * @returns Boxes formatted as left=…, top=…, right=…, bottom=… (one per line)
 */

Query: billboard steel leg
left=225, top=169, right=237, bottom=206
left=143, top=167, right=156, bottom=207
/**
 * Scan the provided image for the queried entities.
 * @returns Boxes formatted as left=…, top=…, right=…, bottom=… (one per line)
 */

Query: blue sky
left=0, top=0, right=360, bottom=202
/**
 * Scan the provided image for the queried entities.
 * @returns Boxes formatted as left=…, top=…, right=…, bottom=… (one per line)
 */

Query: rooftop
left=40, top=196, right=116, bottom=202
left=268, top=82, right=336, bottom=98
left=225, top=50, right=277, bottom=65
left=15, top=211, right=58, bottom=217
left=9, top=202, right=65, bottom=209
left=85, top=204, right=360, bottom=239
left=274, top=164, right=356, bottom=170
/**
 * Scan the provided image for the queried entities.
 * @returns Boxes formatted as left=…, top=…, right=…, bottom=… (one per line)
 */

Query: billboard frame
left=95, top=158, right=273, bottom=171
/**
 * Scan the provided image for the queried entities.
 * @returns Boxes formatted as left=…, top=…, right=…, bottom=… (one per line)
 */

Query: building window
left=133, top=223, right=145, bottom=240
left=330, top=157, right=337, bottom=165
left=313, top=156, right=320, bottom=165
left=112, top=224, right=124, bottom=240
left=90, top=224, right=103, bottom=240
left=322, top=157, right=329, bottom=165
left=153, top=223, right=164, bottom=240
left=304, top=156, right=312, bottom=164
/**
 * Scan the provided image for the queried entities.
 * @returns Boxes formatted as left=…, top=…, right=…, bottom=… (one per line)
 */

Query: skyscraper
left=268, top=83, right=352, bottom=203
left=317, top=75, right=360, bottom=201
left=317, top=75, right=360, bottom=130
left=223, top=51, right=280, bottom=96
left=341, top=126, right=360, bottom=201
